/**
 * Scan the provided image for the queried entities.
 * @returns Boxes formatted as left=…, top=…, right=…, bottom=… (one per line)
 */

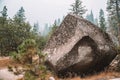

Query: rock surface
left=43, top=14, right=117, bottom=75
left=110, top=78, right=120, bottom=80
left=0, top=68, right=23, bottom=80
left=109, top=54, right=120, bottom=71
left=49, top=77, right=55, bottom=80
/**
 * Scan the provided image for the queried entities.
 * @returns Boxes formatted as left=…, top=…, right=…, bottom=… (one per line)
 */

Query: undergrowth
left=9, top=39, right=48, bottom=80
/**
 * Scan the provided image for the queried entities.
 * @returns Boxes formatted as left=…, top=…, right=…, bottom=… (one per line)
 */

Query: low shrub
left=10, top=39, right=48, bottom=79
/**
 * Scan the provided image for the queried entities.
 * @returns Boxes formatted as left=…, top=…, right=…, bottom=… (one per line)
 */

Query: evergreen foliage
left=86, top=10, right=94, bottom=24
left=69, top=0, right=87, bottom=17
left=0, top=6, right=7, bottom=18
left=86, top=10, right=99, bottom=26
left=99, top=9, right=106, bottom=31
left=0, top=6, right=7, bottom=25
left=33, top=22, right=39, bottom=34
left=10, top=39, right=47, bottom=80
left=14, top=7, right=26, bottom=24
left=107, top=0, right=120, bottom=37
left=46, top=20, right=58, bottom=40
left=0, top=6, right=46, bottom=56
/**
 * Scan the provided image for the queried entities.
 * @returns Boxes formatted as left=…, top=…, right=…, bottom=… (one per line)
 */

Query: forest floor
left=0, top=57, right=23, bottom=80
left=0, top=57, right=120, bottom=80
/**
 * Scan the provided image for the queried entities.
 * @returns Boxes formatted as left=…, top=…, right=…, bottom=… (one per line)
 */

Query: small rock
left=109, top=78, right=120, bottom=80
left=0, top=68, right=24, bottom=80
left=49, top=77, right=55, bottom=80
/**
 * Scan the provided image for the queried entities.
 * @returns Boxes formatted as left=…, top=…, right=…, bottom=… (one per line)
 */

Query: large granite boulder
left=43, top=14, right=117, bottom=75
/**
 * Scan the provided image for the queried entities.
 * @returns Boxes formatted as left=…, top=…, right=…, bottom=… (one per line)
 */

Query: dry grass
left=0, top=57, right=120, bottom=80
left=83, top=71, right=120, bottom=80
left=40, top=71, right=120, bottom=80
left=57, top=72, right=120, bottom=80
left=0, top=57, right=22, bottom=69
left=0, top=57, right=11, bottom=68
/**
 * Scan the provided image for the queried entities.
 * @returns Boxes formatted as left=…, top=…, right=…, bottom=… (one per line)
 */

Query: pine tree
left=14, top=7, right=26, bottom=24
left=33, top=22, right=39, bottom=34
left=0, top=6, right=44, bottom=56
left=57, top=18, right=61, bottom=26
left=99, top=9, right=106, bottom=31
left=0, top=6, right=8, bottom=24
left=86, top=10, right=94, bottom=24
left=94, top=18, right=99, bottom=26
left=0, top=6, right=7, bottom=18
left=69, top=0, right=87, bottom=17
left=90, top=10, right=94, bottom=23
left=107, top=0, right=120, bottom=41
left=86, top=14, right=90, bottom=20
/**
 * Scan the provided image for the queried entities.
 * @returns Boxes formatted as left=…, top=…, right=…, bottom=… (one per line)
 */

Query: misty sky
left=0, top=0, right=107, bottom=30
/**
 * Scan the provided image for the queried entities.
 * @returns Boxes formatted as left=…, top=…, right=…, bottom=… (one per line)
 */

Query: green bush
left=10, top=39, right=37, bottom=63
left=17, top=39, right=36, bottom=53
left=10, top=39, right=48, bottom=79
left=24, top=71, right=36, bottom=80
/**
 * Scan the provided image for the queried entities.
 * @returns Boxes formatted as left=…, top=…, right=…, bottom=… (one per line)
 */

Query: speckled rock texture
left=43, top=13, right=117, bottom=75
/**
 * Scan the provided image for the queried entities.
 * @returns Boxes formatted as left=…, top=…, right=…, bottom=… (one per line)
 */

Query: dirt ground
left=0, top=57, right=21, bottom=69
left=0, top=57, right=12, bottom=68
left=50, top=71, right=120, bottom=80
left=0, top=57, right=120, bottom=80
left=0, top=57, right=24, bottom=80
